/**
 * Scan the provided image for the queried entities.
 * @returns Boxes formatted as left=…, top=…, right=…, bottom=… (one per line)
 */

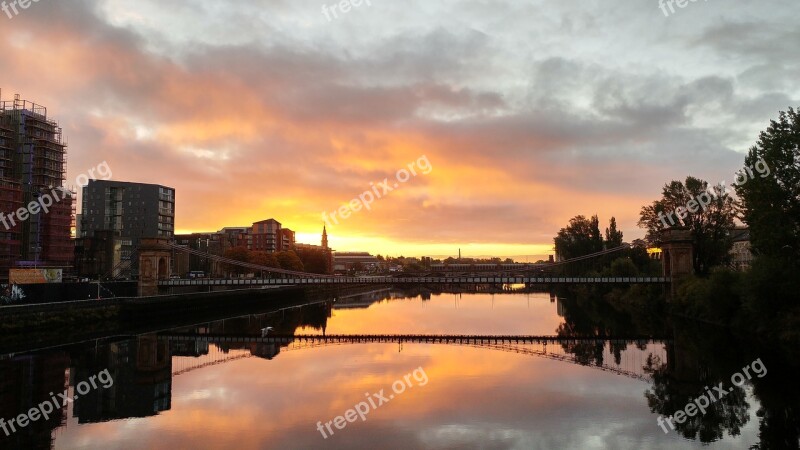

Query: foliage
left=276, top=250, right=305, bottom=272
left=223, top=246, right=251, bottom=275
left=673, top=271, right=743, bottom=324
left=735, top=107, right=800, bottom=261
left=553, top=215, right=646, bottom=275
left=602, top=257, right=639, bottom=277
left=555, top=215, right=604, bottom=261
left=739, top=256, right=800, bottom=340
left=638, top=177, right=736, bottom=275
left=644, top=354, right=751, bottom=443
left=295, top=247, right=330, bottom=274
left=605, top=217, right=624, bottom=248
left=248, top=251, right=280, bottom=269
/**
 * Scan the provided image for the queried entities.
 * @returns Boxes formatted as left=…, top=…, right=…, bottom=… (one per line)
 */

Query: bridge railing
left=159, top=276, right=670, bottom=286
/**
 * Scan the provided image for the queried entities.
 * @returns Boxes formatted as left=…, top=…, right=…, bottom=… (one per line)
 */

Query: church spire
left=322, top=224, right=329, bottom=249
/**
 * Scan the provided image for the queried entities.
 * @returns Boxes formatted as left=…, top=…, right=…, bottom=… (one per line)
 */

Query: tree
left=605, top=217, right=624, bottom=248
left=644, top=355, right=751, bottom=443
left=639, top=177, right=736, bottom=275
left=295, top=247, right=330, bottom=274
left=735, top=107, right=800, bottom=260
left=589, top=215, right=603, bottom=250
left=277, top=250, right=305, bottom=272
left=554, top=215, right=604, bottom=261
left=249, top=251, right=280, bottom=269
left=223, top=246, right=250, bottom=275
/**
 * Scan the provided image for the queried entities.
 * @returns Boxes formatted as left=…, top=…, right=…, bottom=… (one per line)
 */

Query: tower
left=322, top=225, right=328, bottom=249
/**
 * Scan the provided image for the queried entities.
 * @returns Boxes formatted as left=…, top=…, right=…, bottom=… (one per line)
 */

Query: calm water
left=1, top=289, right=797, bottom=449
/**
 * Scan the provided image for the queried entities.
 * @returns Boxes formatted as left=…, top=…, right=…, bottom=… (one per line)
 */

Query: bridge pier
left=660, top=228, right=694, bottom=293
left=139, top=238, right=173, bottom=297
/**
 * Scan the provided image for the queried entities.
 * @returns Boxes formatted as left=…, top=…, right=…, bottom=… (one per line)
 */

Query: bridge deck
left=161, top=334, right=670, bottom=345
left=160, top=276, right=670, bottom=287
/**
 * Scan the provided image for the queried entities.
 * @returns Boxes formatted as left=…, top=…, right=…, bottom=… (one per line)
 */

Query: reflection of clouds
left=49, top=295, right=758, bottom=448
left=53, top=343, right=758, bottom=449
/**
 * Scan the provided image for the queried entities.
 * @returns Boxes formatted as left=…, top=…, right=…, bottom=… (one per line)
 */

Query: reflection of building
left=250, top=342, right=281, bottom=360
left=169, top=339, right=210, bottom=357
left=79, top=180, right=175, bottom=277
left=729, top=227, right=752, bottom=271
left=556, top=297, right=566, bottom=317
left=0, top=353, right=70, bottom=449
left=333, top=288, right=392, bottom=309
left=0, top=95, right=75, bottom=281
left=72, top=336, right=172, bottom=423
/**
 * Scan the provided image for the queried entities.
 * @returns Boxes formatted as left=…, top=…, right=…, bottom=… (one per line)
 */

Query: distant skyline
left=1, top=0, right=798, bottom=257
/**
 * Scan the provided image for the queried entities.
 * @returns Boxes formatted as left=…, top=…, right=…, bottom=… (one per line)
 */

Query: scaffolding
left=0, top=91, right=74, bottom=277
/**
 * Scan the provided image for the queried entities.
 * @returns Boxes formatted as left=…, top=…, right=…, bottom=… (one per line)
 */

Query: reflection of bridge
left=161, top=276, right=670, bottom=287
left=163, top=334, right=669, bottom=381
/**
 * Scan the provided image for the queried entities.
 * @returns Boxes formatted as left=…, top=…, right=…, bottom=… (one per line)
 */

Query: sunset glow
left=2, top=1, right=795, bottom=258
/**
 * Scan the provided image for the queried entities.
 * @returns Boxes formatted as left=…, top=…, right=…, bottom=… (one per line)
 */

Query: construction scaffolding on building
left=0, top=91, right=75, bottom=281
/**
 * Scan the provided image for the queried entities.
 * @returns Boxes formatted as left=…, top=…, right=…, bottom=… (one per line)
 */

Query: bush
left=674, top=270, right=743, bottom=324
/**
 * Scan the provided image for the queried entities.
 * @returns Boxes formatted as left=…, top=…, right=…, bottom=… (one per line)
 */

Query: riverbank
left=0, top=284, right=388, bottom=355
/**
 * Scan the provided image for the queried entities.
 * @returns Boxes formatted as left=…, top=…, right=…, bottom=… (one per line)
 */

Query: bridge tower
left=660, top=228, right=694, bottom=280
left=138, top=238, right=172, bottom=297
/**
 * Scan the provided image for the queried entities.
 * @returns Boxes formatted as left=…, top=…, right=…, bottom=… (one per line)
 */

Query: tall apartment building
left=281, top=228, right=296, bottom=251
left=251, top=219, right=281, bottom=253
left=0, top=93, right=75, bottom=281
left=78, top=180, right=175, bottom=277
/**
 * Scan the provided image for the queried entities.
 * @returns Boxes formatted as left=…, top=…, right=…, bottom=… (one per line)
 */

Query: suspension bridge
left=150, top=241, right=669, bottom=288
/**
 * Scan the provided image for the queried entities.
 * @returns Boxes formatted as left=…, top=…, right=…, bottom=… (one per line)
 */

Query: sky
left=1, top=0, right=798, bottom=259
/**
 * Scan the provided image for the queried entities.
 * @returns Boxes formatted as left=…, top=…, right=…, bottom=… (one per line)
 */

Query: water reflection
left=0, top=288, right=797, bottom=449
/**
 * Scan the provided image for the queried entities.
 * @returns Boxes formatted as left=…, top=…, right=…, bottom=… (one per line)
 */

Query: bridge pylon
left=660, top=228, right=694, bottom=282
left=139, top=238, right=173, bottom=296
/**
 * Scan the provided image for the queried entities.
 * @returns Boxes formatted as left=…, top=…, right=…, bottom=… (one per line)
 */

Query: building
left=217, top=227, right=250, bottom=252
left=78, top=180, right=175, bottom=278
left=173, top=232, right=222, bottom=277
left=248, top=219, right=296, bottom=253
left=280, top=228, right=296, bottom=251
left=0, top=93, right=75, bottom=281
left=729, top=227, right=753, bottom=271
left=73, top=230, right=131, bottom=279
left=333, top=252, right=380, bottom=273
left=251, top=219, right=282, bottom=253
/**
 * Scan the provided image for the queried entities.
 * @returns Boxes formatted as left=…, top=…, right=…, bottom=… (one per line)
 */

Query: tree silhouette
left=639, top=177, right=736, bottom=275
